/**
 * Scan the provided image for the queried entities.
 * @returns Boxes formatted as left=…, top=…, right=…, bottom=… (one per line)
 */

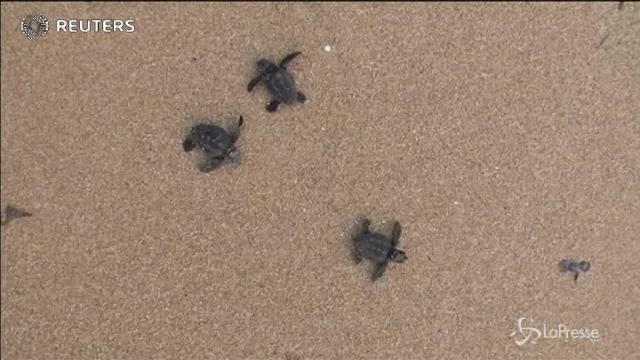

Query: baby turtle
left=559, top=259, right=591, bottom=282
left=247, top=51, right=306, bottom=112
left=183, top=116, right=243, bottom=173
left=1, top=204, right=32, bottom=226
left=352, top=218, right=408, bottom=281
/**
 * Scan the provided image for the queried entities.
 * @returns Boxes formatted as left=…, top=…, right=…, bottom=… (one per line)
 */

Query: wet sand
left=2, top=2, right=639, bottom=359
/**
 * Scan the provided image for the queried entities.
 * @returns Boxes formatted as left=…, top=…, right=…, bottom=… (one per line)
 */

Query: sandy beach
left=2, top=2, right=639, bottom=359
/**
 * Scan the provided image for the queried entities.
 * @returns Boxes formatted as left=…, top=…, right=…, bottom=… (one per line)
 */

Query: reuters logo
left=21, top=12, right=49, bottom=39
left=20, top=12, right=136, bottom=38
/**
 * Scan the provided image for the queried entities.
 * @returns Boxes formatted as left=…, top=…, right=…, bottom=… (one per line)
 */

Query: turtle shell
left=184, top=124, right=232, bottom=156
left=356, top=232, right=393, bottom=264
left=265, top=69, right=297, bottom=104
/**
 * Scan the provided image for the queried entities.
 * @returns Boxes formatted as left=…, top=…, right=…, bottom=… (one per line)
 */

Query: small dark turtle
left=559, top=259, right=591, bottom=282
left=247, top=51, right=306, bottom=112
left=1, top=204, right=32, bottom=226
left=352, top=218, right=408, bottom=281
left=183, top=116, right=243, bottom=173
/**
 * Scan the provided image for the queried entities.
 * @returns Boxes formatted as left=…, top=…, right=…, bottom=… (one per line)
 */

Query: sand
left=1, top=2, right=639, bottom=359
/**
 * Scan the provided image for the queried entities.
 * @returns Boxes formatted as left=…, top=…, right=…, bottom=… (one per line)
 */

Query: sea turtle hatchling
left=247, top=51, right=307, bottom=112
left=559, top=259, right=591, bottom=282
left=1, top=204, right=32, bottom=226
left=183, top=116, right=243, bottom=173
left=352, top=218, right=408, bottom=281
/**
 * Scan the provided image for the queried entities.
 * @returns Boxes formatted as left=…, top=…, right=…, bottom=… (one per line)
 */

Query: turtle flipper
left=230, top=116, right=244, bottom=144
left=558, top=259, right=571, bottom=273
left=279, top=51, right=302, bottom=69
left=266, top=99, right=281, bottom=112
left=372, top=262, right=388, bottom=281
left=352, top=250, right=363, bottom=264
left=362, top=218, right=371, bottom=234
left=296, top=92, right=306, bottom=103
left=352, top=218, right=370, bottom=243
left=247, top=76, right=263, bottom=92
left=391, top=221, right=402, bottom=247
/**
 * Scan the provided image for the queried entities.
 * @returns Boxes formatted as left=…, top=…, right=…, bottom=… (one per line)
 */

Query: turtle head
left=577, top=260, right=590, bottom=272
left=389, top=249, right=407, bottom=263
left=257, top=59, right=279, bottom=76
left=182, top=138, right=196, bottom=152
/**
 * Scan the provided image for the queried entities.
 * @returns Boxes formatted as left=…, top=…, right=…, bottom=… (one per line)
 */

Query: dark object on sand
left=352, top=218, right=408, bottom=281
left=1, top=205, right=32, bottom=226
left=559, top=259, right=591, bottom=282
left=183, top=116, right=243, bottom=173
left=247, top=51, right=306, bottom=112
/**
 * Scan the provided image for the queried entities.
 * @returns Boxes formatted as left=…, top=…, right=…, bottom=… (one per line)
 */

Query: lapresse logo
left=21, top=11, right=135, bottom=39
left=510, top=317, right=600, bottom=346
